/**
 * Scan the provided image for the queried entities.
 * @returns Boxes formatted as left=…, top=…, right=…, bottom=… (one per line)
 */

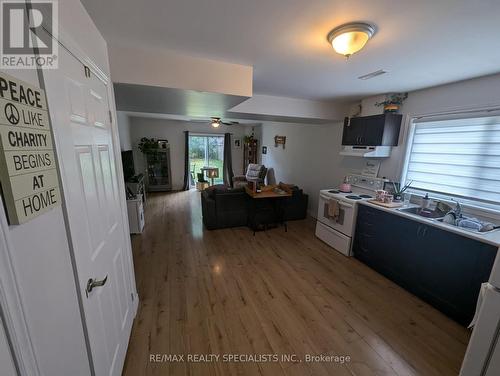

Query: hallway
left=122, top=191, right=469, bottom=376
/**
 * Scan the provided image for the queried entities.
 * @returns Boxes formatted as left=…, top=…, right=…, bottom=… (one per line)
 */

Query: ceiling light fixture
left=327, top=22, right=376, bottom=58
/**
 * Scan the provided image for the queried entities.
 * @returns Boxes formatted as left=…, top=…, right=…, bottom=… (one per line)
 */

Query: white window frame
left=400, top=107, right=500, bottom=220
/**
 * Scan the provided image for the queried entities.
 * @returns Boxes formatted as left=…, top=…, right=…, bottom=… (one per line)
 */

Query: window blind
left=404, top=115, right=500, bottom=204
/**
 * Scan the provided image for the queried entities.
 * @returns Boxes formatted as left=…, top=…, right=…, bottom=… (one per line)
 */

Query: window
left=402, top=114, right=500, bottom=207
left=188, top=135, right=224, bottom=186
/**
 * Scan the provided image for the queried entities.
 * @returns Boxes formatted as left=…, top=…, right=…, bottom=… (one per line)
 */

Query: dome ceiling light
left=327, top=22, right=376, bottom=58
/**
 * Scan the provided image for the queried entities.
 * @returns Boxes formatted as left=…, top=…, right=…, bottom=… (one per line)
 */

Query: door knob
left=85, top=275, right=108, bottom=298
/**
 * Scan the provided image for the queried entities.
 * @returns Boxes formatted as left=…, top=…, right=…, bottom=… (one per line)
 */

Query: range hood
left=340, top=145, right=392, bottom=158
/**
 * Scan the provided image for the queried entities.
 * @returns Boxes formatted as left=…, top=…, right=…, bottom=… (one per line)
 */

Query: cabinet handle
left=422, top=227, right=428, bottom=237
left=416, top=225, right=422, bottom=236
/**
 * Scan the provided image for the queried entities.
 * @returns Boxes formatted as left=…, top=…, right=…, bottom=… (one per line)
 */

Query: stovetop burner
left=359, top=194, right=373, bottom=199
left=345, top=195, right=362, bottom=200
left=328, top=190, right=340, bottom=194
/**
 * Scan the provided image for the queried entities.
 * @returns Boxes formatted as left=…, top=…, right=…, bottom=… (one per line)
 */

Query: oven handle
left=338, top=201, right=353, bottom=208
left=320, top=194, right=354, bottom=209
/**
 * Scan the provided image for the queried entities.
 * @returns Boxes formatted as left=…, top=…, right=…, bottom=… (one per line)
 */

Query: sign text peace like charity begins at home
left=0, top=73, right=60, bottom=225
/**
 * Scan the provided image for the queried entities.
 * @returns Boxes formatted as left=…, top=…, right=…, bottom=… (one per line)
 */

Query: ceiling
left=113, top=84, right=249, bottom=117
left=82, top=0, right=500, bottom=101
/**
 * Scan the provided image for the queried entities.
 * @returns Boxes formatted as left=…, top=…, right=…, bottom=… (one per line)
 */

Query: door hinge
left=109, top=110, right=113, bottom=123
left=131, top=293, right=134, bottom=301
left=84, top=65, right=91, bottom=78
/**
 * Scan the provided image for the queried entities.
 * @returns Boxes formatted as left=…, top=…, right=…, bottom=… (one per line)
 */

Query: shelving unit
left=243, top=138, right=258, bottom=171
left=145, top=147, right=172, bottom=192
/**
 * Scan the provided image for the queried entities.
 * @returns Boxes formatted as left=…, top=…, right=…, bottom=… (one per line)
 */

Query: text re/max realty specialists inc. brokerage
left=150, top=353, right=351, bottom=364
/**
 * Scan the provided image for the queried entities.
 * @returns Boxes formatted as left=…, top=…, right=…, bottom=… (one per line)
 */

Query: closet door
left=43, top=46, right=135, bottom=376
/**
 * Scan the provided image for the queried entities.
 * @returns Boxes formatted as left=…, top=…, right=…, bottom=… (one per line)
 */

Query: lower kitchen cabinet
left=353, top=204, right=498, bottom=325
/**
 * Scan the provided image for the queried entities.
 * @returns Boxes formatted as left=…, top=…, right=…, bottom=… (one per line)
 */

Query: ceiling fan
left=190, top=117, right=240, bottom=128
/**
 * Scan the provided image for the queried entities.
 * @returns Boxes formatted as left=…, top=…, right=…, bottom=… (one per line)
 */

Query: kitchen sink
left=397, top=206, right=445, bottom=219
left=435, top=218, right=500, bottom=234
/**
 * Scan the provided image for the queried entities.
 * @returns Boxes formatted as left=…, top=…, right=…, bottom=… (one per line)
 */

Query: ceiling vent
left=358, top=69, right=387, bottom=80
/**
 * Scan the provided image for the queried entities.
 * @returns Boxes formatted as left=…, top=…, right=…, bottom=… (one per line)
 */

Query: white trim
left=400, top=115, right=416, bottom=185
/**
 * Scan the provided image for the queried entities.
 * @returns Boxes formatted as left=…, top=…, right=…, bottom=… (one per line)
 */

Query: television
left=121, top=150, right=135, bottom=181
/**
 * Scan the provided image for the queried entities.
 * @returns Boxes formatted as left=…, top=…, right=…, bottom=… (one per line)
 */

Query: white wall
left=230, top=94, right=349, bottom=121
left=117, top=111, right=132, bottom=150
left=129, top=117, right=252, bottom=190
left=261, top=121, right=361, bottom=217
left=0, top=316, right=16, bottom=376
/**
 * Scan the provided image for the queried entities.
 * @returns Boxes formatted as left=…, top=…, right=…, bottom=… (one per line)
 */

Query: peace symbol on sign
left=4, top=103, right=20, bottom=125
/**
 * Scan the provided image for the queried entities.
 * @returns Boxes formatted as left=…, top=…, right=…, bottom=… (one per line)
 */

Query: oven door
left=317, top=193, right=355, bottom=236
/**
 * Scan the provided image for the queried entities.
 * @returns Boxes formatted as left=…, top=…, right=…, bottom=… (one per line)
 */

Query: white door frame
left=0, top=11, right=139, bottom=376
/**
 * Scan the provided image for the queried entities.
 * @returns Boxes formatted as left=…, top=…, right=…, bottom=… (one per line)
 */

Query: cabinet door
left=342, top=117, right=365, bottom=145
left=417, top=225, right=497, bottom=324
left=354, top=205, right=390, bottom=266
left=354, top=205, right=381, bottom=265
left=377, top=214, right=421, bottom=288
left=360, top=115, right=385, bottom=146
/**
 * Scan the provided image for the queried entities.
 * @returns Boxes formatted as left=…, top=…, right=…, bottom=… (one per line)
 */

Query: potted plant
left=138, top=137, right=159, bottom=154
left=375, top=92, right=408, bottom=113
left=392, top=181, right=412, bottom=201
left=243, top=135, right=254, bottom=144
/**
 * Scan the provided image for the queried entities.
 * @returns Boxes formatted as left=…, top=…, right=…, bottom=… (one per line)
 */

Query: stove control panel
left=347, top=174, right=387, bottom=191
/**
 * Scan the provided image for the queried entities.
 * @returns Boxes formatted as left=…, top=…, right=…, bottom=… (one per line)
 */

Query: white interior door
left=42, top=46, right=135, bottom=376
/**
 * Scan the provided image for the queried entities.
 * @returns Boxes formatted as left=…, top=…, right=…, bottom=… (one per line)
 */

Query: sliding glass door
left=189, top=135, right=225, bottom=186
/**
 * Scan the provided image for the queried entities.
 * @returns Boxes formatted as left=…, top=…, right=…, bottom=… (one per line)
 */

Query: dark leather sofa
left=201, top=186, right=248, bottom=230
left=201, top=185, right=308, bottom=230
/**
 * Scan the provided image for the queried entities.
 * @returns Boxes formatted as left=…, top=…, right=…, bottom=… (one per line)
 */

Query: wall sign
left=0, top=72, right=60, bottom=224
left=274, top=135, right=286, bottom=149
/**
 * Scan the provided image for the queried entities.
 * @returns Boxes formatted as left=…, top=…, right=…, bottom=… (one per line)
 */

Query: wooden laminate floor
left=122, top=191, right=470, bottom=376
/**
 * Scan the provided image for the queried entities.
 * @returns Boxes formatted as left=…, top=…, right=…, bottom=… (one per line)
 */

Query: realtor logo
left=1, top=0, right=58, bottom=69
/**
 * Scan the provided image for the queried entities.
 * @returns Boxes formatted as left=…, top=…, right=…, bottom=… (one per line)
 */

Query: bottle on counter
left=421, top=193, right=431, bottom=209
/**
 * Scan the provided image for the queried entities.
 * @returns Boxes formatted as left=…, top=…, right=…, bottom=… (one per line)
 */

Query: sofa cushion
left=204, top=184, right=225, bottom=199
left=246, top=164, right=263, bottom=179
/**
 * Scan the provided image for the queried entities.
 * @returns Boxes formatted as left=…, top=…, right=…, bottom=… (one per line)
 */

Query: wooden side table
left=245, top=186, right=292, bottom=235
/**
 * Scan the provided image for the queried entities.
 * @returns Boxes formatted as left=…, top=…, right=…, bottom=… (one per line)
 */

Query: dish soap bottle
left=421, top=193, right=431, bottom=209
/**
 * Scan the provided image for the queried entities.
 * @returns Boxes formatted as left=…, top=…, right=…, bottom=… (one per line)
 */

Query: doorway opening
left=189, top=134, right=225, bottom=186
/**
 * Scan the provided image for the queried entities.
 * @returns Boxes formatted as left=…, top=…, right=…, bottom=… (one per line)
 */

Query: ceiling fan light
left=211, top=120, right=220, bottom=128
left=327, top=22, right=375, bottom=57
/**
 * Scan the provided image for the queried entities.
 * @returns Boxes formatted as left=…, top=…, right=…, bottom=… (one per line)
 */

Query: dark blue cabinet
left=353, top=204, right=497, bottom=325
left=342, top=113, right=402, bottom=146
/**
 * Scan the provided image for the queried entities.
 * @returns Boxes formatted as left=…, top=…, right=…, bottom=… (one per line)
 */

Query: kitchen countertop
left=359, top=200, right=500, bottom=247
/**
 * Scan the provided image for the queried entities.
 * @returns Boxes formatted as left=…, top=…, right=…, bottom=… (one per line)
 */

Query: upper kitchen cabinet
left=342, top=113, right=402, bottom=146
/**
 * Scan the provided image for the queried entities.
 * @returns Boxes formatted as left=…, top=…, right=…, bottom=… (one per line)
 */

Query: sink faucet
left=452, top=199, right=462, bottom=217
left=435, top=201, right=453, bottom=214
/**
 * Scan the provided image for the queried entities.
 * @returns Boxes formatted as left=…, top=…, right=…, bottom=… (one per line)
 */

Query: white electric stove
left=315, top=174, right=387, bottom=256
